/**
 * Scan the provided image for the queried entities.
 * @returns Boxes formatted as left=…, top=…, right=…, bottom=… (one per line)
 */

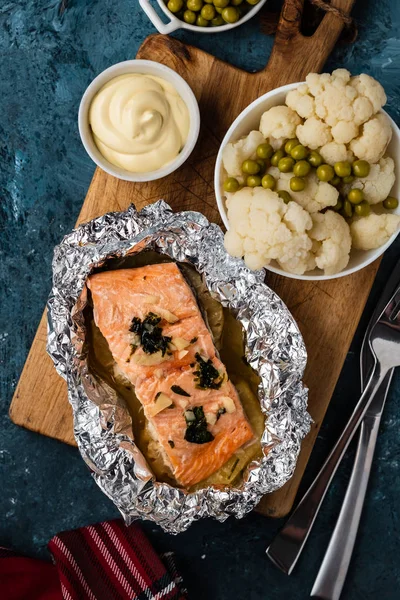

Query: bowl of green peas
left=139, top=0, right=267, bottom=33
left=214, top=81, right=400, bottom=280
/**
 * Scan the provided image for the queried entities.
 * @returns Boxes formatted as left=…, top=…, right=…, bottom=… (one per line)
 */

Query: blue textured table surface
left=1, top=1, right=399, bottom=598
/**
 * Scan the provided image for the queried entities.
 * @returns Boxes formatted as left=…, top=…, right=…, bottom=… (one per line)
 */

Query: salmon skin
left=87, top=263, right=254, bottom=487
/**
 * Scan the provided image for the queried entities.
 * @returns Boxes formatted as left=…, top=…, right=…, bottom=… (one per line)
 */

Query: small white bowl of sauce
left=79, top=60, right=200, bottom=182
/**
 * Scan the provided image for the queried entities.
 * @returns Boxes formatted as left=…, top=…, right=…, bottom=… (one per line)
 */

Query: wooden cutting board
left=10, top=0, right=369, bottom=518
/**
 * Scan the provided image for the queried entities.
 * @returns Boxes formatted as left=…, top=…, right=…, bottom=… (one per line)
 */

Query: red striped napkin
left=0, top=520, right=187, bottom=600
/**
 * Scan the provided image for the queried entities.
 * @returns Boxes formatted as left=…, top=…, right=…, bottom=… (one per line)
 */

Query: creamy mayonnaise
left=89, top=74, right=190, bottom=173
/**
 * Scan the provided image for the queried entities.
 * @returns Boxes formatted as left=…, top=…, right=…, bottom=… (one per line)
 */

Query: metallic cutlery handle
left=310, top=369, right=393, bottom=600
left=266, top=363, right=388, bottom=575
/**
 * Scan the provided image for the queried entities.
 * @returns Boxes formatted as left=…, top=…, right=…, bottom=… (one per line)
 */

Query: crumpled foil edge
left=47, top=201, right=311, bottom=533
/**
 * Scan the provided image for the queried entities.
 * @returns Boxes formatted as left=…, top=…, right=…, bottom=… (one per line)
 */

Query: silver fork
left=310, top=260, right=400, bottom=600
left=266, top=282, right=400, bottom=575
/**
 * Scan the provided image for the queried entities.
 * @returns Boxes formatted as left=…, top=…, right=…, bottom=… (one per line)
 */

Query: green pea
left=331, top=198, right=343, bottom=212
left=231, top=0, right=244, bottom=4
left=247, top=175, right=262, bottom=187
left=348, top=188, right=364, bottom=204
left=278, top=156, right=295, bottom=173
left=256, top=159, right=267, bottom=176
left=342, top=175, right=354, bottom=184
left=334, top=161, right=352, bottom=178
left=261, top=174, right=276, bottom=190
left=214, top=6, right=223, bottom=13
left=246, top=0, right=261, bottom=4
left=293, top=160, right=311, bottom=177
left=271, top=150, right=285, bottom=167
left=352, top=160, right=370, bottom=178
left=354, top=201, right=371, bottom=217
left=167, top=0, right=184, bottom=12
left=204, top=0, right=213, bottom=2
left=290, top=144, right=308, bottom=161
left=284, top=138, right=299, bottom=154
left=290, top=177, right=305, bottom=192
left=278, top=190, right=292, bottom=204
left=242, top=159, right=260, bottom=175
left=201, top=4, right=215, bottom=18
left=330, top=176, right=341, bottom=187
left=223, top=177, right=240, bottom=193
left=221, top=6, right=240, bottom=22
left=187, top=0, right=203, bottom=10
left=256, top=143, right=274, bottom=159
left=383, top=196, right=399, bottom=210
left=213, top=0, right=229, bottom=6
left=183, top=9, right=197, bottom=23
left=211, top=15, right=224, bottom=25
left=342, top=199, right=353, bottom=219
left=308, top=151, right=323, bottom=168
left=316, top=164, right=335, bottom=182
left=196, top=14, right=209, bottom=25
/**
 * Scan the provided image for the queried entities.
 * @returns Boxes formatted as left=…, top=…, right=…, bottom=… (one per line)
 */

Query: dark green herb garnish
left=171, top=385, right=191, bottom=397
left=190, top=337, right=198, bottom=344
left=129, top=317, right=142, bottom=335
left=168, top=440, right=175, bottom=448
left=129, top=312, right=171, bottom=356
left=216, top=407, right=226, bottom=421
left=193, top=353, right=223, bottom=390
left=184, top=406, right=214, bottom=445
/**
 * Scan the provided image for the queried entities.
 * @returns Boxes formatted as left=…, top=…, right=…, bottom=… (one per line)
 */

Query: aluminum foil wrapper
left=47, top=201, right=311, bottom=533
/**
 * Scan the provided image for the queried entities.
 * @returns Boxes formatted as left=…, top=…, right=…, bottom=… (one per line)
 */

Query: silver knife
left=310, top=259, right=400, bottom=600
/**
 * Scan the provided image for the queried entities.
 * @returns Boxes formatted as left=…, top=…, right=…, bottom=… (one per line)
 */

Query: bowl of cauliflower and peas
left=215, top=69, right=400, bottom=279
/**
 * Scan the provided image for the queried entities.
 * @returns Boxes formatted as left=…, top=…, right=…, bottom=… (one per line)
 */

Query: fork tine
left=389, top=287, right=400, bottom=321
left=381, top=283, right=400, bottom=321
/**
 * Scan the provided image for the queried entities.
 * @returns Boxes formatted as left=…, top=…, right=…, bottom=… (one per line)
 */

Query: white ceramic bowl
left=139, top=0, right=267, bottom=34
left=79, top=59, right=200, bottom=182
left=215, top=82, right=400, bottom=281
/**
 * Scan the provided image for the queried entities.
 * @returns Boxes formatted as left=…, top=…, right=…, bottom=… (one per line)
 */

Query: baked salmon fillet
left=87, top=263, right=255, bottom=487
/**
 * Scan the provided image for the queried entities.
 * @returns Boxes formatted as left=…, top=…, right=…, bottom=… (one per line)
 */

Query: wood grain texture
left=9, top=0, right=365, bottom=518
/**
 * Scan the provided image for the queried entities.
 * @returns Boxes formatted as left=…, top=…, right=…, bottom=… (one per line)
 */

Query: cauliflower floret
left=343, top=156, right=395, bottom=204
left=259, top=106, right=301, bottom=148
left=284, top=199, right=314, bottom=233
left=296, top=117, right=332, bottom=149
left=276, top=201, right=317, bottom=273
left=222, top=130, right=265, bottom=178
left=224, top=187, right=314, bottom=274
left=331, top=121, right=359, bottom=144
left=330, top=68, right=352, bottom=84
left=314, top=72, right=359, bottom=123
left=350, top=213, right=400, bottom=250
left=312, top=69, right=379, bottom=131
left=269, top=167, right=339, bottom=213
left=286, top=71, right=390, bottom=162
left=319, top=142, right=354, bottom=165
left=349, top=113, right=392, bottom=163
left=309, top=211, right=352, bottom=275
left=306, top=72, right=332, bottom=96
left=350, top=74, right=387, bottom=113
left=286, top=84, right=315, bottom=119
